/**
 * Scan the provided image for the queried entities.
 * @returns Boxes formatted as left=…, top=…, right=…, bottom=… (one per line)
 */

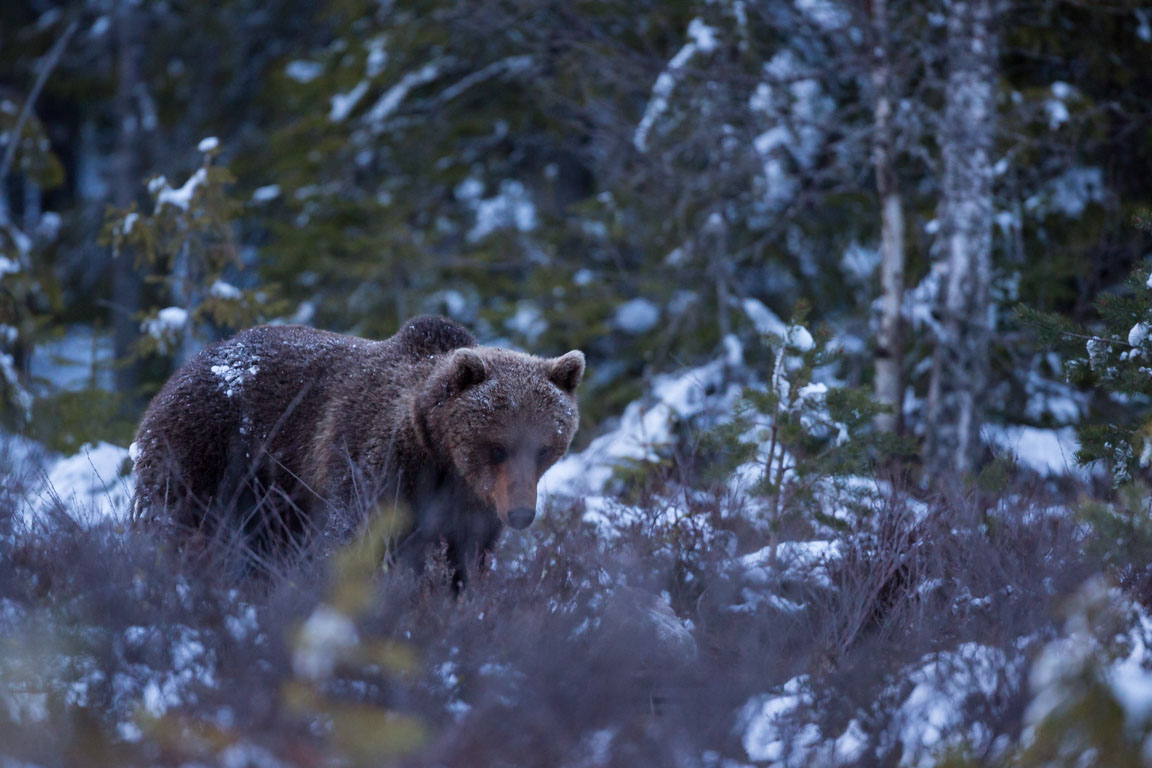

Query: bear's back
left=132, top=316, right=478, bottom=551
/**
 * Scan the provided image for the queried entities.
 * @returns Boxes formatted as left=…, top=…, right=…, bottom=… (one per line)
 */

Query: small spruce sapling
left=713, top=303, right=880, bottom=538
left=102, top=139, right=272, bottom=366
left=1019, top=265, right=1152, bottom=487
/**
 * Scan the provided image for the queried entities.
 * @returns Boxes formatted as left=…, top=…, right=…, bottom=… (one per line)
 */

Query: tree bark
left=869, top=0, right=906, bottom=436
left=924, top=0, right=998, bottom=478
left=111, top=0, right=144, bottom=400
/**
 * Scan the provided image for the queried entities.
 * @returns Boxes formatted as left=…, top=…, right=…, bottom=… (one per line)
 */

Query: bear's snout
left=507, top=507, right=536, bottom=530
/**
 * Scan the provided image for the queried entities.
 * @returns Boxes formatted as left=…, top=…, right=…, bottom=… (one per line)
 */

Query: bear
left=131, top=315, right=584, bottom=585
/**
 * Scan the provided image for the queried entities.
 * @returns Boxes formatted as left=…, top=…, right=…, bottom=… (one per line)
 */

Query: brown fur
left=131, top=315, right=583, bottom=583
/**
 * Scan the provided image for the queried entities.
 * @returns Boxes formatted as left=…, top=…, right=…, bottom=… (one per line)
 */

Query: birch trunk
left=870, top=0, right=906, bottom=435
left=924, top=0, right=998, bottom=477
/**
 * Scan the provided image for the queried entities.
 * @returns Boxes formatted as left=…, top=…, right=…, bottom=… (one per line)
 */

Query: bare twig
left=0, top=19, right=79, bottom=185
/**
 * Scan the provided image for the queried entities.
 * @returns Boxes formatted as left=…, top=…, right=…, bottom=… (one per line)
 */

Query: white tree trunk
left=925, top=0, right=998, bottom=477
left=871, top=0, right=906, bottom=435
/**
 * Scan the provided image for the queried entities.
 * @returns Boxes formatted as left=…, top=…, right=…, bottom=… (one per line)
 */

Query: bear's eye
left=536, top=447, right=551, bottom=466
left=487, top=444, right=508, bottom=465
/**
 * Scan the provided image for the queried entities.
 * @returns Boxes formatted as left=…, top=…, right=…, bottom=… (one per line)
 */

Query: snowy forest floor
left=3, top=420, right=1152, bottom=767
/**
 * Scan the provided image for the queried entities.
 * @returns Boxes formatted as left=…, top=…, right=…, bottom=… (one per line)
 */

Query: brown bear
left=131, top=315, right=584, bottom=584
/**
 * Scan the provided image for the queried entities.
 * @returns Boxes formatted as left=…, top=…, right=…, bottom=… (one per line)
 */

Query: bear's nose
left=507, top=507, right=536, bottom=530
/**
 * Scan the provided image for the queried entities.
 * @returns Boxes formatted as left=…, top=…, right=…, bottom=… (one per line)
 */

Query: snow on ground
left=983, top=425, right=1082, bottom=478
left=897, top=643, right=1013, bottom=767
left=28, top=325, right=114, bottom=392
left=733, top=539, right=843, bottom=614
left=739, top=675, right=865, bottom=766
left=737, top=642, right=1017, bottom=767
left=3, top=433, right=133, bottom=529
left=29, top=441, right=134, bottom=527
left=0, top=431, right=50, bottom=474
left=741, top=539, right=842, bottom=588
left=1024, top=578, right=1152, bottom=748
left=540, top=344, right=742, bottom=515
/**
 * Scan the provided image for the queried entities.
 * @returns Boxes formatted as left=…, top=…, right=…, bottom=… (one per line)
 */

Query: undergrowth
left=4, top=439, right=1145, bottom=767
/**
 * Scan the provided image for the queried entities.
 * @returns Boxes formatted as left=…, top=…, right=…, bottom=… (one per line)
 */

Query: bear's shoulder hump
left=393, top=315, right=476, bottom=357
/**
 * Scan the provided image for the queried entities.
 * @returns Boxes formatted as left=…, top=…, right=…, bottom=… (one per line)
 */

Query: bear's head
left=416, top=346, right=584, bottom=529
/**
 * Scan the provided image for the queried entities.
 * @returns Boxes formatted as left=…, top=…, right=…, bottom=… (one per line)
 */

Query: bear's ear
left=446, top=348, right=488, bottom=394
left=546, top=350, right=585, bottom=394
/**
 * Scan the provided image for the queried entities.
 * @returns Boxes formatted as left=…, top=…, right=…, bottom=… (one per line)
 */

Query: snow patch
left=634, top=18, right=719, bottom=152
left=142, top=307, right=188, bottom=350
left=897, top=644, right=1012, bottom=766
left=739, top=676, right=866, bottom=766
left=1025, top=166, right=1106, bottom=217
left=541, top=348, right=740, bottom=500
left=365, top=63, right=441, bottom=126
left=1130, top=321, right=1150, bottom=347
left=742, top=298, right=787, bottom=338
left=155, top=168, right=208, bottom=212
left=984, top=425, right=1081, bottom=477
left=612, top=298, right=660, bottom=334
left=466, top=180, right=537, bottom=242
left=294, top=606, right=359, bottom=680
left=207, top=343, right=260, bottom=398
left=329, top=80, right=369, bottom=122
left=28, top=442, right=133, bottom=527
left=30, top=325, right=114, bottom=393
left=0, top=256, right=20, bottom=279
left=210, top=280, right=242, bottom=300
left=505, top=302, right=547, bottom=343
left=251, top=184, right=280, bottom=202
left=285, top=60, right=323, bottom=83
